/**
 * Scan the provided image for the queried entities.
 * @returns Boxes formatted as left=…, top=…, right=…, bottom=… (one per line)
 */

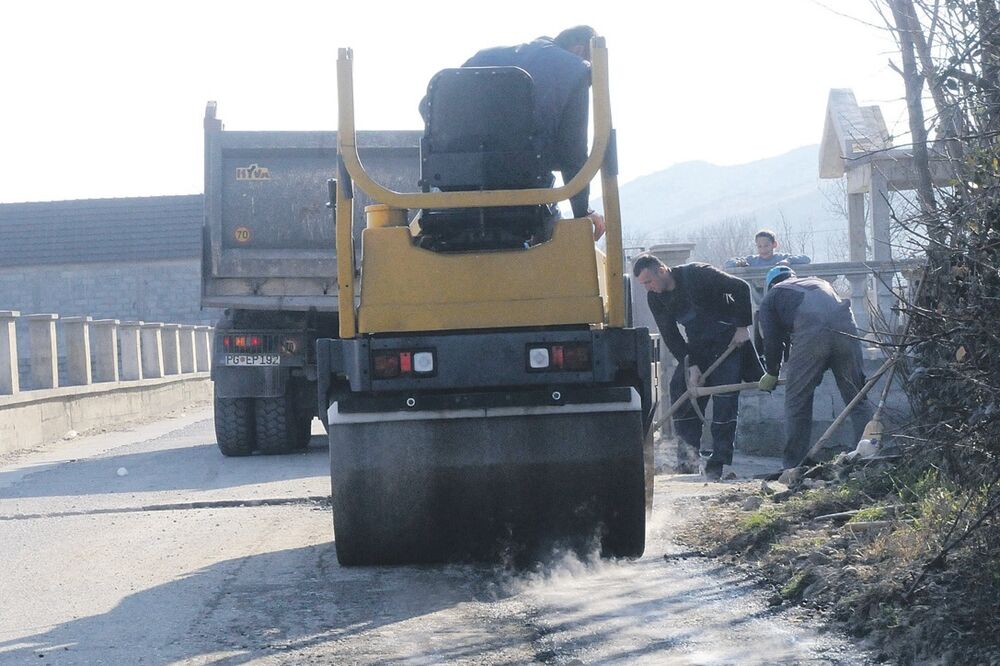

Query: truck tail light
left=372, top=349, right=435, bottom=379
left=221, top=333, right=279, bottom=354
left=527, top=342, right=591, bottom=372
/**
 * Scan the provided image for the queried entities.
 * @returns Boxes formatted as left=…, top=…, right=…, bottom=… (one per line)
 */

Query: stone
left=742, top=496, right=764, bottom=511
left=778, top=468, right=803, bottom=486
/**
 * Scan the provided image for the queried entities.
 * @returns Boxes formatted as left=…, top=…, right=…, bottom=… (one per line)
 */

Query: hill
left=602, top=145, right=848, bottom=262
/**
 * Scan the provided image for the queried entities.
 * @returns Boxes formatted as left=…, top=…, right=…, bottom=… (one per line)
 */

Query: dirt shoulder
left=668, top=448, right=1000, bottom=665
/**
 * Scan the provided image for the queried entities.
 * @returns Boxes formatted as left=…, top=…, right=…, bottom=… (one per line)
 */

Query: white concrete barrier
left=140, top=323, right=165, bottom=379
left=162, top=324, right=181, bottom=376
left=179, top=325, right=196, bottom=374
left=63, top=316, right=93, bottom=387
left=120, top=321, right=144, bottom=381
left=0, top=311, right=18, bottom=395
left=28, top=314, right=59, bottom=389
left=0, top=312, right=214, bottom=454
left=0, top=375, right=212, bottom=455
left=92, top=319, right=120, bottom=383
left=194, top=326, right=212, bottom=372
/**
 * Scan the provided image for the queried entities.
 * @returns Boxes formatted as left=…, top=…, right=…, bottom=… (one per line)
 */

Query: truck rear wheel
left=255, top=396, right=311, bottom=454
left=214, top=397, right=256, bottom=457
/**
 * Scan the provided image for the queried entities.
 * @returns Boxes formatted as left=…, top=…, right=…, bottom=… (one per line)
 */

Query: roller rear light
left=372, top=349, right=436, bottom=379
left=526, top=342, right=591, bottom=372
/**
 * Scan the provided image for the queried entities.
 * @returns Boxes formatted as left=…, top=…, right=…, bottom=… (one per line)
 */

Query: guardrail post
left=0, top=311, right=19, bottom=395
left=120, top=321, right=143, bottom=381
left=194, top=326, right=212, bottom=372
left=140, top=323, right=165, bottom=379
left=92, top=319, right=120, bottom=383
left=847, top=275, right=872, bottom=336
left=27, top=314, right=59, bottom=389
left=63, top=316, right=94, bottom=386
left=179, top=325, right=196, bottom=373
left=161, top=324, right=181, bottom=375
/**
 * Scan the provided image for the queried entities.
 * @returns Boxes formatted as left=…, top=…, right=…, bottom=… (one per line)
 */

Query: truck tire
left=255, top=396, right=311, bottom=454
left=214, top=397, right=256, bottom=457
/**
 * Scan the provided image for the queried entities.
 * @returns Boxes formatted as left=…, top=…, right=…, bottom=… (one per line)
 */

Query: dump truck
left=201, top=104, right=420, bottom=455
left=317, top=38, right=658, bottom=565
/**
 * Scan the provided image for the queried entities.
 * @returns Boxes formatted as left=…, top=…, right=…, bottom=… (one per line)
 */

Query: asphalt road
left=0, top=408, right=868, bottom=665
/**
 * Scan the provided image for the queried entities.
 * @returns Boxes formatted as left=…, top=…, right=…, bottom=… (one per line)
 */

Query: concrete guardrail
left=0, top=311, right=214, bottom=454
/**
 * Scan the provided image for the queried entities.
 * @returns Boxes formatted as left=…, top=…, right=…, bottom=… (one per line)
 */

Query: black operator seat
left=417, top=66, right=552, bottom=251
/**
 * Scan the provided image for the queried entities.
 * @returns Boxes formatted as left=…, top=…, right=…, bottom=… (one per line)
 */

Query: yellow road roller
left=316, top=38, right=657, bottom=565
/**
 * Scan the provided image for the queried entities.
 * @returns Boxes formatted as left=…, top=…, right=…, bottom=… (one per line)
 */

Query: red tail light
left=560, top=343, right=591, bottom=371
left=222, top=333, right=282, bottom=354
left=372, top=349, right=435, bottom=379
left=373, top=351, right=401, bottom=379
left=527, top=342, right=591, bottom=372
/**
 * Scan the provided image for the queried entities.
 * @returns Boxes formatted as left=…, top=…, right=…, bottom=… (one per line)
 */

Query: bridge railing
left=724, top=259, right=924, bottom=342
left=0, top=311, right=212, bottom=396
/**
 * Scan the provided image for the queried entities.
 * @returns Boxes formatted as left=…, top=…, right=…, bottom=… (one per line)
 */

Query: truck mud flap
left=327, top=389, right=645, bottom=565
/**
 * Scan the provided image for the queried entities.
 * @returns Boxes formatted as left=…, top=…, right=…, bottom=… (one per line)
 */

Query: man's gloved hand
left=758, top=373, right=779, bottom=392
left=734, top=257, right=749, bottom=267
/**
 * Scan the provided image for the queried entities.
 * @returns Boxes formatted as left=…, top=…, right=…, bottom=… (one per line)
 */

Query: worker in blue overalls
left=757, top=266, right=874, bottom=469
left=633, top=255, right=758, bottom=480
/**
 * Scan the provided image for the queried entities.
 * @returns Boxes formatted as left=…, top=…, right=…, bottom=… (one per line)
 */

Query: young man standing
left=633, top=255, right=755, bottom=479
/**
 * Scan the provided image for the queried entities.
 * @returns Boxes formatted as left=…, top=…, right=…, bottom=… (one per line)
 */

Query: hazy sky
left=0, top=0, right=903, bottom=204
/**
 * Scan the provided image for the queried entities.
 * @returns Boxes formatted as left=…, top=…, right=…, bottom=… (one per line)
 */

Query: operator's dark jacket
left=646, top=262, right=754, bottom=369
left=460, top=38, right=592, bottom=218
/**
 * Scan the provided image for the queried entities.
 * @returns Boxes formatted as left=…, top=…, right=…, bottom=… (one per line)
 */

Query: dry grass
left=677, top=463, right=1000, bottom=664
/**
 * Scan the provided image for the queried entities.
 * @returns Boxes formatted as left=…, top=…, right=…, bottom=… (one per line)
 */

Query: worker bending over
left=634, top=255, right=756, bottom=480
left=757, top=266, right=874, bottom=469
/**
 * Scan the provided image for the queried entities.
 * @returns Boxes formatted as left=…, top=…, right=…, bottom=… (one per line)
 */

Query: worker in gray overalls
left=757, top=266, right=874, bottom=469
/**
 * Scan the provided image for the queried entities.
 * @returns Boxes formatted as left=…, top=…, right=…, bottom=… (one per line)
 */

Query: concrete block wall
left=734, top=358, right=909, bottom=457
left=0, top=258, right=221, bottom=379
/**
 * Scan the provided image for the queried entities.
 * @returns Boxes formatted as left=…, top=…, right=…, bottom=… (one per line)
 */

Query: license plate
left=224, top=353, right=281, bottom=366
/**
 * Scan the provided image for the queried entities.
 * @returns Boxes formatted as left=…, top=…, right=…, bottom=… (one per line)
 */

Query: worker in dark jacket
left=633, top=255, right=756, bottom=480
left=757, top=266, right=874, bottom=469
left=427, top=26, right=605, bottom=240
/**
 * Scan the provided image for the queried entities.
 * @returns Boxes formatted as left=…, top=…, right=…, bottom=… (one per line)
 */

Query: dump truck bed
left=201, top=107, right=420, bottom=311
